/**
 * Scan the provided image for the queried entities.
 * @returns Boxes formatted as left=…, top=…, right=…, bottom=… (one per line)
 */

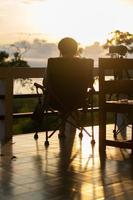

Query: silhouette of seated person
left=43, top=37, right=78, bottom=87
left=43, top=37, right=93, bottom=136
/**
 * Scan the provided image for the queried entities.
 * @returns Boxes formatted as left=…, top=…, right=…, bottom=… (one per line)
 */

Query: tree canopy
left=0, top=51, right=9, bottom=66
left=0, top=50, right=30, bottom=67
left=0, top=47, right=32, bottom=90
left=103, top=30, right=133, bottom=57
left=104, top=30, right=133, bottom=47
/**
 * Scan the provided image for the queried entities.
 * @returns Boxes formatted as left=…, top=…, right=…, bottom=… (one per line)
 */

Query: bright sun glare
left=29, top=0, right=133, bottom=45
left=0, top=0, right=133, bottom=45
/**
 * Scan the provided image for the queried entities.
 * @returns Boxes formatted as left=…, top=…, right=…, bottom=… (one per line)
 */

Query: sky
left=0, top=0, right=133, bottom=46
left=0, top=0, right=133, bottom=68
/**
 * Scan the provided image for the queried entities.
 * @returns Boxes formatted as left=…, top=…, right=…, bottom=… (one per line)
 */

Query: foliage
left=0, top=51, right=9, bottom=61
left=103, top=30, right=133, bottom=57
left=0, top=51, right=9, bottom=66
left=0, top=45, right=34, bottom=90
left=104, top=30, right=133, bottom=47
left=0, top=50, right=30, bottom=67
left=10, top=42, right=30, bottom=67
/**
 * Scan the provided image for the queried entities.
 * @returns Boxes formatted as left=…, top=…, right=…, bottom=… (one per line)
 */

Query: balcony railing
left=0, top=67, right=99, bottom=142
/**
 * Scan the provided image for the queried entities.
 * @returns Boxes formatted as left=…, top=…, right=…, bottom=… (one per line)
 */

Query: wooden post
left=5, top=73, right=13, bottom=141
left=0, top=68, right=13, bottom=142
left=0, top=79, right=6, bottom=141
left=99, top=59, right=106, bottom=155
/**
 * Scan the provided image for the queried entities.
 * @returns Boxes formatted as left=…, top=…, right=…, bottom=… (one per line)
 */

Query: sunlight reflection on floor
left=0, top=125, right=133, bottom=200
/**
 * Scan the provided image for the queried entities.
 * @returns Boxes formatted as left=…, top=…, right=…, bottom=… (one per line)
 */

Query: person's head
left=58, top=37, right=78, bottom=57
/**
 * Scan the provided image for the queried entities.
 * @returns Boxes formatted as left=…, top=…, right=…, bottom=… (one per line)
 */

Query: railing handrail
left=0, top=67, right=99, bottom=78
left=0, top=67, right=45, bottom=78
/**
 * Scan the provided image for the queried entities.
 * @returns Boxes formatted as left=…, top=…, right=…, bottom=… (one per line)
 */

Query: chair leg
left=48, top=118, right=65, bottom=138
left=91, top=128, right=95, bottom=145
left=34, top=132, right=38, bottom=140
left=113, top=112, right=118, bottom=140
left=99, top=111, right=106, bottom=155
left=90, top=104, right=95, bottom=145
left=44, top=114, right=67, bottom=141
left=70, top=111, right=92, bottom=137
left=131, top=124, right=133, bottom=155
left=79, top=127, right=83, bottom=139
left=44, top=131, right=49, bottom=146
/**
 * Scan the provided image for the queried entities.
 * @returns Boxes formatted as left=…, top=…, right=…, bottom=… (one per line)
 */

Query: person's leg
left=65, top=114, right=76, bottom=135
left=58, top=120, right=66, bottom=137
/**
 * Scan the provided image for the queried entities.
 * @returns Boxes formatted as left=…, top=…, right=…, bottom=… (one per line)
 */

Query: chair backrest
left=47, top=57, right=94, bottom=112
left=99, top=58, right=133, bottom=103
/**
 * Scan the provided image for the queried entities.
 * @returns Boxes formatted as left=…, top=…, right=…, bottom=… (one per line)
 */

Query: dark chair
left=99, top=58, right=133, bottom=155
left=33, top=57, right=95, bottom=146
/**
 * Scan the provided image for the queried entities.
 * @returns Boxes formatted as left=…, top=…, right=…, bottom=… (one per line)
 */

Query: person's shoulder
left=72, top=57, right=93, bottom=61
left=73, top=57, right=94, bottom=65
left=48, top=57, right=94, bottom=66
left=48, top=57, right=60, bottom=62
left=48, top=57, right=61, bottom=66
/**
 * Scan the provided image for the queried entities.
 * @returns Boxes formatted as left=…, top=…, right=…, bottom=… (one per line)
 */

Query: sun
left=30, top=0, right=133, bottom=46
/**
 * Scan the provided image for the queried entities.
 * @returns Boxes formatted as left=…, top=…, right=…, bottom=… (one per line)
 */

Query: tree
left=0, top=43, right=33, bottom=91
left=10, top=43, right=30, bottom=67
left=0, top=47, right=30, bottom=67
left=103, top=30, right=133, bottom=57
left=0, top=51, right=9, bottom=66
left=10, top=51, right=30, bottom=67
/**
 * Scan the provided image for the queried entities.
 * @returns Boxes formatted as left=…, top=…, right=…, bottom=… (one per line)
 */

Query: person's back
left=47, top=57, right=93, bottom=111
left=43, top=37, right=94, bottom=135
left=43, top=37, right=78, bottom=88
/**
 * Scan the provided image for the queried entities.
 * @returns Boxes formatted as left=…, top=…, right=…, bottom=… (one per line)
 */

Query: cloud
left=0, top=39, right=109, bottom=67
left=0, top=38, right=58, bottom=67
left=25, top=39, right=58, bottom=58
left=83, top=42, right=107, bottom=67
left=12, top=40, right=107, bottom=67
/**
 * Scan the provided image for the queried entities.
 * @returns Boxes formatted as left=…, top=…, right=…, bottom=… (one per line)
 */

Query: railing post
left=0, top=68, right=13, bottom=143
left=5, top=74, right=13, bottom=141
left=0, top=79, right=6, bottom=141
left=0, top=67, right=45, bottom=142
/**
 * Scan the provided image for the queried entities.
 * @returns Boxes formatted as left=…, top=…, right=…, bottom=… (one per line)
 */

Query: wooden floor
left=0, top=125, right=133, bottom=200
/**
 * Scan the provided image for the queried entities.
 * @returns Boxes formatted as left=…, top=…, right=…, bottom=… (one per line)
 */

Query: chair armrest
left=34, top=82, right=46, bottom=94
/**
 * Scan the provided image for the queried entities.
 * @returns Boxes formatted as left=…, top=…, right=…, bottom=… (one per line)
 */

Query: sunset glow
left=0, top=0, right=133, bottom=45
